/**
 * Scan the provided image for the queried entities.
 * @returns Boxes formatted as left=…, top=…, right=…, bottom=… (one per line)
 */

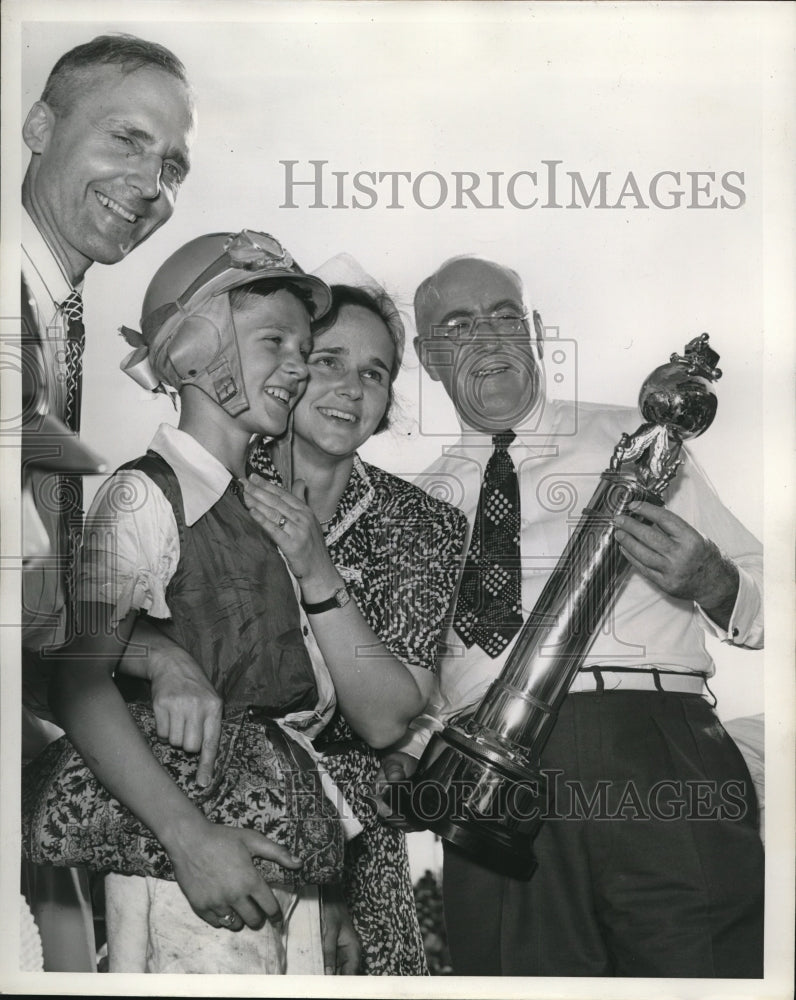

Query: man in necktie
left=452, top=429, right=523, bottom=659
left=59, top=289, right=85, bottom=435
left=381, top=255, right=764, bottom=978
left=19, top=33, right=196, bottom=971
left=21, top=33, right=195, bottom=660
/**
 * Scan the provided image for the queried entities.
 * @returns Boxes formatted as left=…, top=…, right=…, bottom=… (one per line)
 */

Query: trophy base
left=398, top=727, right=546, bottom=880
left=424, top=805, right=539, bottom=880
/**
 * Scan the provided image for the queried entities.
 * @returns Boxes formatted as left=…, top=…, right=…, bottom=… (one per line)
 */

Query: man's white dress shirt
left=401, top=396, right=762, bottom=756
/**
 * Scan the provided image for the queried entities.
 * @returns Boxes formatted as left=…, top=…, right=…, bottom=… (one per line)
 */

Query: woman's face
left=293, top=303, right=395, bottom=458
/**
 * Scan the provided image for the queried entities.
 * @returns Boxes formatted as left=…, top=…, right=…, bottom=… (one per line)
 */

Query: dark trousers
left=442, top=691, right=764, bottom=977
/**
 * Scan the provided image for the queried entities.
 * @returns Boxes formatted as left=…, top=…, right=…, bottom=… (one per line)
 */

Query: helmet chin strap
left=211, top=299, right=251, bottom=417
left=269, top=410, right=294, bottom=489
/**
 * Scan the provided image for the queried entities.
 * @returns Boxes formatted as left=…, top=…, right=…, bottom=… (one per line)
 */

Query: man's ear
left=413, top=334, right=441, bottom=382
left=23, top=101, right=56, bottom=155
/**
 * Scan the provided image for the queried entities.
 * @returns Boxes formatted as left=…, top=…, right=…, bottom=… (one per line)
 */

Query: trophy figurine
left=404, top=334, right=723, bottom=877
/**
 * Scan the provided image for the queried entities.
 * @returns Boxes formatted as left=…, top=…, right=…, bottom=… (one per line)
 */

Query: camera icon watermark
left=416, top=321, right=579, bottom=440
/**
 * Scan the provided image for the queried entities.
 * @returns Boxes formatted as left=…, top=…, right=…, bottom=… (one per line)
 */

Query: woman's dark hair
left=311, top=283, right=405, bottom=434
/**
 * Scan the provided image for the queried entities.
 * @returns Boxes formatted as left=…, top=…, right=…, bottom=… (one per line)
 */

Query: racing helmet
left=123, top=230, right=331, bottom=416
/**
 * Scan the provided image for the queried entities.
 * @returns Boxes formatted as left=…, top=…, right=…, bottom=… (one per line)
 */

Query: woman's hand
left=372, top=751, right=424, bottom=829
left=321, top=885, right=361, bottom=974
left=244, top=475, right=430, bottom=748
left=165, top=816, right=303, bottom=931
left=244, top=474, right=339, bottom=589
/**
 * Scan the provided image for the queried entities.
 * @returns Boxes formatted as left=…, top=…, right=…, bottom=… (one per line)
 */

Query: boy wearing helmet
left=37, top=231, right=358, bottom=973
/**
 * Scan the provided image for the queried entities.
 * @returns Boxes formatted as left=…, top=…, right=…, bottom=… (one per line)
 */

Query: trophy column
left=404, top=334, right=723, bottom=878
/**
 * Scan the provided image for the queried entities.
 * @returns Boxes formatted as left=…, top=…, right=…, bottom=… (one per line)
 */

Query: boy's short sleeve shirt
left=76, top=424, right=339, bottom=736
left=77, top=466, right=179, bottom=623
left=76, top=423, right=234, bottom=622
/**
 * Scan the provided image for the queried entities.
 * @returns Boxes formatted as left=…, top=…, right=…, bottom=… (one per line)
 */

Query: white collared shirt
left=77, top=423, right=337, bottom=737
left=398, top=396, right=763, bottom=754
left=22, top=207, right=83, bottom=422
left=21, top=208, right=85, bottom=651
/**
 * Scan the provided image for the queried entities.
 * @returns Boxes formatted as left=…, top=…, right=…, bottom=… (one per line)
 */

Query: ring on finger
left=277, top=514, right=287, bottom=529
left=218, top=912, right=238, bottom=928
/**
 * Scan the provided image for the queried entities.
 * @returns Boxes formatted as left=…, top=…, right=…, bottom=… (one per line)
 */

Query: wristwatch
left=301, top=585, right=351, bottom=615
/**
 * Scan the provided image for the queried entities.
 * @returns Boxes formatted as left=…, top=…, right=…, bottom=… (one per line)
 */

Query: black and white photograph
left=1, top=1, right=793, bottom=996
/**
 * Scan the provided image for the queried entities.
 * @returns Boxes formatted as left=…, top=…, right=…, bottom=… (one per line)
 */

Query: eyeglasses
left=430, top=311, right=529, bottom=343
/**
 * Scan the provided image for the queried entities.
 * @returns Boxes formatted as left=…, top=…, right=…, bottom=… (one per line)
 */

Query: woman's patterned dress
left=249, top=446, right=467, bottom=974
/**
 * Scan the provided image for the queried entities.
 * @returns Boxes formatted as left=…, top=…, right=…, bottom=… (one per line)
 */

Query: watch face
left=336, top=587, right=351, bottom=608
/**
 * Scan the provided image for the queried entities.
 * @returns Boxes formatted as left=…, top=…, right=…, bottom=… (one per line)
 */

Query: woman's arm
left=244, top=476, right=433, bottom=748
left=51, top=604, right=301, bottom=930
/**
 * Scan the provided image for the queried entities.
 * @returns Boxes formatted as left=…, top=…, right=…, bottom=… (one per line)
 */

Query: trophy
left=405, top=334, right=723, bottom=877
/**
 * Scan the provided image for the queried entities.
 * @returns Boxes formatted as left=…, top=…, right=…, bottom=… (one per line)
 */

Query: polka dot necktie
left=454, top=431, right=523, bottom=658
left=61, top=290, right=85, bottom=434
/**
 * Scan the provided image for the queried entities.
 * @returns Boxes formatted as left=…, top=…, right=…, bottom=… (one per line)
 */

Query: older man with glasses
left=381, top=254, right=764, bottom=979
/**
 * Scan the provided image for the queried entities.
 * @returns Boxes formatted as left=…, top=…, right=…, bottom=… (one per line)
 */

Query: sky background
left=3, top=2, right=794, bottom=995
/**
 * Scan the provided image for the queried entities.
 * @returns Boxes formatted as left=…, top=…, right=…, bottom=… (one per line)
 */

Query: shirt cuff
left=389, top=711, right=445, bottom=760
left=697, top=564, right=763, bottom=648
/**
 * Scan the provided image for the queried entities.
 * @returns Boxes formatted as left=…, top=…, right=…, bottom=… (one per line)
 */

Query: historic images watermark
left=279, top=160, right=747, bottom=211
left=375, top=772, right=752, bottom=825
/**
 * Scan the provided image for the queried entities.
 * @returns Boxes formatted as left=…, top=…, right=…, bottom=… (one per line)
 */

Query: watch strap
left=301, top=586, right=349, bottom=615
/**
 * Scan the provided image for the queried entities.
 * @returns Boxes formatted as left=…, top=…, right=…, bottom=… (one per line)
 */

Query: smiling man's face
left=414, top=257, right=542, bottom=432
left=23, top=63, right=194, bottom=284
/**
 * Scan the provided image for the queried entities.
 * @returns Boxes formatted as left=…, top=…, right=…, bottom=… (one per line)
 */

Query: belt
left=315, top=737, right=373, bottom=757
left=568, top=667, right=708, bottom=696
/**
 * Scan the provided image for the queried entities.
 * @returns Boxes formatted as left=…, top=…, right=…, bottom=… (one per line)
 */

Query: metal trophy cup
left=405, top=334, right=723, bottom=878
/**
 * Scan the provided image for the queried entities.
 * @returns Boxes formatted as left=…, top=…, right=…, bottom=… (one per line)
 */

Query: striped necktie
left=61, top=290, right=85, bottom=434
left=59, top=290, right=86, bottom=623
left=453, top=431, right=523, bottom=658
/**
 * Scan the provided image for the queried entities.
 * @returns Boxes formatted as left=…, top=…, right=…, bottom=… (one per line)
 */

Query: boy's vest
left=116, top=451, right=318, bottom=716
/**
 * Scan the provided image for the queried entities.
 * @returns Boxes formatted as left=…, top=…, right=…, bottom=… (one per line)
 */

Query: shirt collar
left=323, top=454, right=375, bottom=545
left=22, top=207, right=81, bottom=307
left=149, top=423, right=234, bottom=526
left=450, top=390, right=562, bottom=453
